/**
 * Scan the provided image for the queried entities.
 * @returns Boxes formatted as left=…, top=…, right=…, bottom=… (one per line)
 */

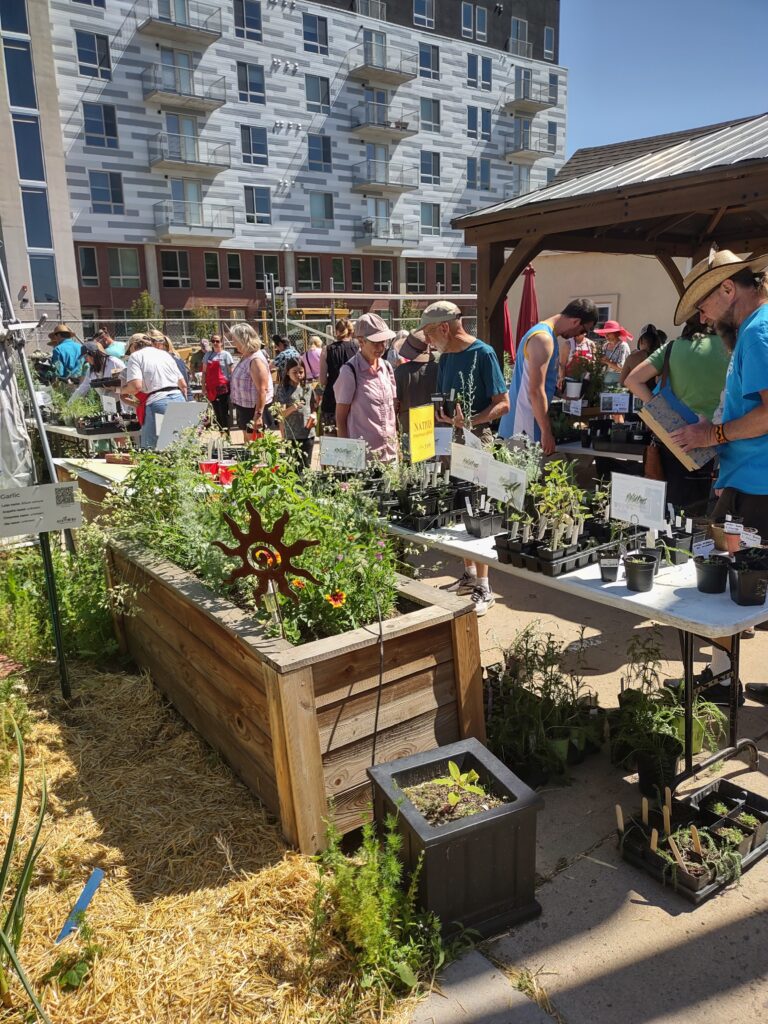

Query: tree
left=190, top=305, right=218, bottom=340
left=127, top=291, right=162, bottom=335
left=399, top=299, right=420, bottom=332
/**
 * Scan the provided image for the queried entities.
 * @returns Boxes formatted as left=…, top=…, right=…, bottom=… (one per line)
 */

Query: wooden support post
left=476, top=240, right=506, bottom=361
left=450, top=612, right=486, bottom=743
left=264, top=667, right=299, bottom=848
left=656, top=255, right=685, bottom=297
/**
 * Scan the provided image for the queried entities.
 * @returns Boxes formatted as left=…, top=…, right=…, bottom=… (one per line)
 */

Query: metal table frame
left=390, top=522, right=760, bottom=786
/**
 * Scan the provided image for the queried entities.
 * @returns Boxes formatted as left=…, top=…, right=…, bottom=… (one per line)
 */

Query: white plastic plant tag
left=724, top=521, right=743, bottom=535
left=645, top=529, right=656, bottom=546
left=693, top=539, right=715, bottom=557
left=685, top=517, right=693, bottom=533
left=742, top=530, right=761, bottom=548
left=464, top=496, right=473, bottom=515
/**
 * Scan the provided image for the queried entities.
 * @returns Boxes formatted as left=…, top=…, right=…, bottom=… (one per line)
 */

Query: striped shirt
left=230, top=350, right=273, bottom=408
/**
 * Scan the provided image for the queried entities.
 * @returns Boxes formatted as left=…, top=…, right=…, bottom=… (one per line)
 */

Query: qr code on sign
left=55, top=486, right=76, bottom=506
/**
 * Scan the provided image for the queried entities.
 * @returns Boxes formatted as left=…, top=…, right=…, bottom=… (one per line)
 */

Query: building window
left=107, top=248, right=140, bottom=288
left=75, top=31, right=111, bottom=80
left=241, top=125, right=268, bottom=165
left=245, top=185, right=271, bottom=224
left=461, top=3, right=473, bottom=38
left=308, top=134, right=332, bottom=172
left=0, top=0, right=28, bottom=32
left=305, top=75, right=331, bottom=114
left=548, top=121, right=557, bottom=152
left=309, top=192, right=334, bottom=229
left=331, top=257, right=345, bottom=290
left=406, top=260, right=426, bottom=294
left=420, top=98, right=440, bottom=133
left=481, top=109, right=491, bottom=141
left=27, top=219, right=62, bottom=294
left=451, top=261, right=461, bottom=292
left=29, top=255, right=59, bottom=303
left=467, top=106, right=477, bottom=139
left=227, top=253, right=242, bottom=288
left=161, top=250, right=190, bottom=288
left=302, top=13, right=328, bottom=55
left=546, top=167, right=556, bottom=185
left=462, top=3, right=487, bottom=40
left=510, top=17, right=528, bottom=56
left=234, top=0, right=262, bottom=41
left=297, top=256, right=322, bottom=290
left=89, top=171, right=124, bottom=214
left=237, top=62, right=265, bottom=104
left=420, top=202, right=440, bottom=237
left=470, top=262, right=477, bottom=292
left=12, top=115, right=44, bottom=182
left=544, top=26, right=555, bottom=61
left=255, top=254, right=280, bottom=289
left=549, top=73, right=559, bottom=104
left=467, top=156, right=491, bottom=190
left=373, top=259, right=392, bottom=292
left=476, top=6, right=487, bottom=41
left=418, top=42, right=439, bottom=80
left=350, top=257, right=363, bottom=292
left=435, top=262, right=445, bottom=291
left=74, top=0, right=106, bottom=5
left=204, top=251, right=220, bottom=287
left=413, top=0, right=434, bottom=29
left=420, top=151, right=440, bottom=185
left=78, top=247, right=99, bottom=287
left=4, top=41, right=37, bottom=109
left=83, top=103, right=118, bottom=148
left=467, top=54, right=491, bottom=90
left=517, top=164, right=531, bottom=194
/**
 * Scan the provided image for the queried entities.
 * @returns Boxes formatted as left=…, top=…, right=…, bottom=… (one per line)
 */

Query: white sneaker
left=470, top=586, right=495, bottom=616
left=446, top=571, right=478, bottom=595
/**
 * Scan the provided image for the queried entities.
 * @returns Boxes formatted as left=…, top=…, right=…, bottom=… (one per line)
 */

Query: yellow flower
left=325, top=590, right=346, bottom=608
left=291, top=578, right=306, bottom=590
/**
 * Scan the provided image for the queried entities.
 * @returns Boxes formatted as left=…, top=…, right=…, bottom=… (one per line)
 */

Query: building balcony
left=136, top=0, right=222, bottom=46
left=508, top=37, right=533, bottom=58
left=141, top=63, right=226, bottom=112
left=350, top=101, right=419, bottom=143
left=154, top=200, right=235, bottom=240
left=350, top=159, right=418, bottom=195
left=353, top=217, right=420, bottom=251
left=502, top=82, right=557, bottom=116
left=148, top=133, right=231, bottom=174
left=348, top=41, right=417, bottom=87
left=505, top=132, right=557, bottom=163
left=356, top=0, right=387, bottom=19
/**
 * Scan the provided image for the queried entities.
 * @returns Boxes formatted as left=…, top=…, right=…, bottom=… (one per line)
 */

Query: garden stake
left=690, top=825, right=704, bottom=857
left=642, top=797, right=649, bottom=826
left=615, top=804, right=624, bottom=833
left=650, top=828, right=658, bottom=852
left=664, top=786, right=672, bottom=813
left=667, top=835, right=686, bottom=872
left=663, top=805, right=671, bottom=836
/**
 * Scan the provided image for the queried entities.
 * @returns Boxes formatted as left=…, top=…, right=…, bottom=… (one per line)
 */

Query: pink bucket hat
left=594, top=320, right=633, bottom=342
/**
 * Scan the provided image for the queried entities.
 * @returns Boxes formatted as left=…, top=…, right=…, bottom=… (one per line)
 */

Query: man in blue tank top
left=499, top=299, right=598, bottom=454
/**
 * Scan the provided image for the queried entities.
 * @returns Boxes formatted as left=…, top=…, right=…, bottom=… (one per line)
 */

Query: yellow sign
left=409, top=404, right=436, bottom=463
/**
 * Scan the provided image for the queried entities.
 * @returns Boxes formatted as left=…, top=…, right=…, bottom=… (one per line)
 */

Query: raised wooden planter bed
left=106, top=542, right=485, bottom=854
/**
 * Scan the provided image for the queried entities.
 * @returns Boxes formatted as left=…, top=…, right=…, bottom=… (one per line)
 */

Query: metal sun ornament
left=212, top=501, right=320, bottom=602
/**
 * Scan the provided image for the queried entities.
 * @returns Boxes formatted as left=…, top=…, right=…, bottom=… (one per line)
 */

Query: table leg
left=729, top=632, right=740, bottom=748
left=681, top=628, right=694, bottom=773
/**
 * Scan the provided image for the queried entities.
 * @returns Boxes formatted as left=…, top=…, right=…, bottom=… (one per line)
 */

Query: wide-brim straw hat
left=594, top=320, right=633, bottom=342
left=47, top=323, right=75, bottom=346
left=674, top=248, right=768, bottom=325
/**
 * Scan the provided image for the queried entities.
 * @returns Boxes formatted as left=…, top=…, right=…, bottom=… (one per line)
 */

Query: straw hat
left=674, top=248, right=768, bottom=325
left=594, top=320, right=633, bottom=342
left=47, top=323, right=75, bottom=346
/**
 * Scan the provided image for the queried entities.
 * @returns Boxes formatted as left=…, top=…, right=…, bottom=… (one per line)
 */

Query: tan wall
left=506, top=252, right=691, bottom=345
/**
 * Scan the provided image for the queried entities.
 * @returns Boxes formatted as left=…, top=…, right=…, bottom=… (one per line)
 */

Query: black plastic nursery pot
left=728, top=566, right=768, bottom=606
left=694, top=556, right=729, bottom=594
left=635, top=735, right=683, bottom=799
left=599, top=551, right=621, bottom=582
left=463, top=512, right=503, bottom=539
left=368, top=737, right=543, bottom=938
left=624, top=555, right=656, bottom=592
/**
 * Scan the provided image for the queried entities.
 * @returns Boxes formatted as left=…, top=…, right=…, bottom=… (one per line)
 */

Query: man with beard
left=671, top=248, right=768, bottom=704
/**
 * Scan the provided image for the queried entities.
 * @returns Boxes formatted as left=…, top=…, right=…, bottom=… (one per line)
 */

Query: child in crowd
left=275, top=358, right=316, bottom=471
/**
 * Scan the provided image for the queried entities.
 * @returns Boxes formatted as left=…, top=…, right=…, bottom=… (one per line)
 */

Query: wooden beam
left=484, top=236, right=545, bottom=364
left=656, top=255, right=685, bottom=297
left=542, top=234, right=693, bottom=257
left=702, top=206, right=728, bottom=237
left=646, top=213, right=696, bottom=241
left=476, top=240, right=506, bottom=359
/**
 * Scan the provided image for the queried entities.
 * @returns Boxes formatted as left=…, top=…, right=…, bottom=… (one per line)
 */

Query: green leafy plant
left=127, top=290, right=163, bottom=335
left=41, top=913, right=102, bottom=992
left=190, top=305, right=218, bottom=340
left=432, top=760, right=486, bottom=807
left=737, top=811, right=760, bottom=830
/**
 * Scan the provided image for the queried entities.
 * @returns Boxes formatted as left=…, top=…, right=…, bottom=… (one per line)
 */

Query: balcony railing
left=506, top=132, right=557, bottom=157
left=148, top=132, right=231, bottom=169
left=154, top=199, right=235, bottom=233
left=137, top=0, right=222, bottom=41
left=352, top=159, right=418, bottom=189
left=350, top=101, right=419, bottom=133
left=356, top=0, right=387, bottom=18
left=508, top=37, right=533, bottom=58
left=503, top=81, right=557, bottom=111
left=348, top=40, right=418, bottom=80
left=141, top=63, right=227, bottom=107
left=354, top=217, right=420, bottom=243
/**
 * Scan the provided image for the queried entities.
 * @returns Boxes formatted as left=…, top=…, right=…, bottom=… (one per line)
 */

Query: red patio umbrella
left=502, top=298, right=515, bottom=361
left=514, top=264, right=540, bottom=356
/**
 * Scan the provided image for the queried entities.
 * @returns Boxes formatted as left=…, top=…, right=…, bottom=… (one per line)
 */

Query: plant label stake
left=690, top=825, right=704, bottom=857
left=664, top=786, right=672, bottom=813
left=667, top=835, right=686, bottom=872
left=650, top=828, right=658, bottom=852
left=615, top=804, right=624, bottom=833
left=663, top=805, right=671, bottom=836
left=641, top=797, right=649, bottom=826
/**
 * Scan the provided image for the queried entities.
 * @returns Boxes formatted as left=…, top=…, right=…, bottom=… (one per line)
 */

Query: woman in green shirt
left=625, top=318, right=731, bottom=510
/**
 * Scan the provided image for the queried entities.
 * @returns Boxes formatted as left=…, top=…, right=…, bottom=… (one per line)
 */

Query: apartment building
left=0, top=0, right=566, bottom=331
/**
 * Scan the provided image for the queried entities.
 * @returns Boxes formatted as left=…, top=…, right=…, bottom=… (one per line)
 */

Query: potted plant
left=624, top=553, right=656, bottom=592
left=728, top=547, right=768, bottom=605
left=368, top=737, right=543, bottom=938
left=694, top=554, right=729, bottom=593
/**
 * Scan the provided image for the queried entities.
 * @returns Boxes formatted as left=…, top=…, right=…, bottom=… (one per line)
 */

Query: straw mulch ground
left=0, top=665, right=417, bottom=1024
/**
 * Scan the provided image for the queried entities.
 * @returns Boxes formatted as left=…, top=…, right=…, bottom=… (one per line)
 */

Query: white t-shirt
left=124, top=348, right=183, bottom=406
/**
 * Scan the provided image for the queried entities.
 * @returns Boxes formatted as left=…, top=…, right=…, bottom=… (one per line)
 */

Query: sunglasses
left=695, top=282, right=723, bottom=313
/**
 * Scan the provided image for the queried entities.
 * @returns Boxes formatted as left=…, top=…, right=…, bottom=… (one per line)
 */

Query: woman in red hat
left=595, top=320, right=633, bottom=376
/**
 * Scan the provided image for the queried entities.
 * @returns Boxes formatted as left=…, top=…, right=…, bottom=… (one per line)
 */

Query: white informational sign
left=462, top=428, right=483, bottom=450
left=484, top=461, right=527, bottom=509
left=566, top=399, right=584, bottom=416
left=0, top=483, right=82, bottom=538
left=155, top=402, right=207, bottom=450
left=319, top=436, right=366, bottom=471
left=450, top=443, right=486, bottom=486
left=600, top=392, right=631, bottom=414
left=434, top=427, right=453, bottom=457
left=610, top=472, right=667, bottom=530
left=101, top=395, right=118, bottom=415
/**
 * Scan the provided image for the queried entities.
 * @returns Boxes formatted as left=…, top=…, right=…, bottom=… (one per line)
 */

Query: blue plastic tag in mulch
left=55, top=868, right=104, bottom=944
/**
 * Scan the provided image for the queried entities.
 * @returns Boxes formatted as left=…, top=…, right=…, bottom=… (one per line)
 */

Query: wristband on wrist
left=714, top=423, right=729, bottom=445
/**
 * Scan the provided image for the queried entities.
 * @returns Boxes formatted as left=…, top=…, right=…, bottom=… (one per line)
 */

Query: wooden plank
left=124, top=620, right=280, bottom=816
left=323, top=703, right=460, bottom=797
left=329, top=781, right=374, bottom=836
left=263, top=666, right=299, bottom=848
left=312, top=622, right=452, bottom=703
left=450, top=610, right=486, bottom=743
left=277, top=667, right=328, bottom=853
left=316, top=661, right=457, bottom=753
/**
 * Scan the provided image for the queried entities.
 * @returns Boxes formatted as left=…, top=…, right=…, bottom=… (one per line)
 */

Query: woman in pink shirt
left=334, top=313, right=398, bottom=463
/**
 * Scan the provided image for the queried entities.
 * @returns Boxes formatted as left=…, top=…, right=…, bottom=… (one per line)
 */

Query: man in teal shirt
left=48, top=324, right=83, bottom=379
left=419, top=301, right=509, bottom=618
